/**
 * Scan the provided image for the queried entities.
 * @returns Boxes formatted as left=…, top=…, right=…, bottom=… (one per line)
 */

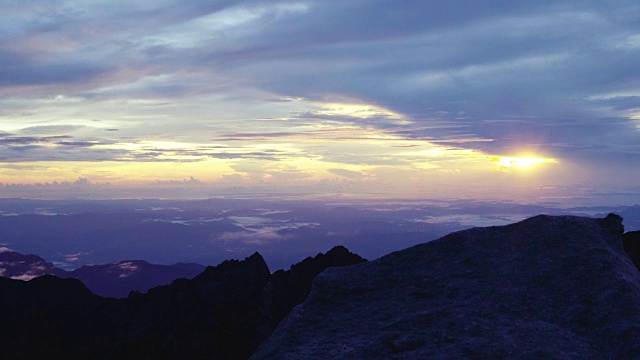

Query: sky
left=1, top=0, right=639, bottom=205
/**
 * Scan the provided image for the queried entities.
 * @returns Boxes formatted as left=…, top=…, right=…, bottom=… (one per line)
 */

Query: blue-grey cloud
left=198, top=0, right=640, bottom=162
left=0, top=131, right=298, bottom=163
left=0, top=135, right=72, bottom=145
left=18, top=125, right=86, bottom=135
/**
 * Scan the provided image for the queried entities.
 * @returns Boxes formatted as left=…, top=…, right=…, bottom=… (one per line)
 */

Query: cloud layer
left=1, top=1, right=639, bottom=203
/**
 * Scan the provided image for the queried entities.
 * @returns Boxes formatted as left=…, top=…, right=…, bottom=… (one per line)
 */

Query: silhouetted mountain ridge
left=0, top=245, right=365, bottom=359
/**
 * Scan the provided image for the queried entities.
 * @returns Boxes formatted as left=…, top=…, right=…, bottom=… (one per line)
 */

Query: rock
left=252, top=215, right=640, bottom=359
left=259, top=246, right=366, bottom=340
left=623, top=230, right=640, bottom=271
left=595, top=213, right=624, bottom=236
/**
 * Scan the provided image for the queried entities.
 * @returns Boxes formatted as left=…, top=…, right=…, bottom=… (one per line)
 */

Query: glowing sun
left=490, top=156, right=556, bottom=170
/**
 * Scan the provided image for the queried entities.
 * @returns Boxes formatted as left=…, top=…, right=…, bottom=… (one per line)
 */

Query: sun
left=498, top=157, right=544, bottom=168
left=489, top=155, right=556, bottom=170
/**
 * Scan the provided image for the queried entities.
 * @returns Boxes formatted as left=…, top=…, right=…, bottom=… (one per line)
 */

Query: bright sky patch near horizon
left=1, top=1, right=639, bottom=205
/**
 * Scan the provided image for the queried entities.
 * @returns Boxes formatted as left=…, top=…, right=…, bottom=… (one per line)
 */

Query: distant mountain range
left=0, top=250, right=205, bottom=297
left=2, top=214, right=640, bottom=359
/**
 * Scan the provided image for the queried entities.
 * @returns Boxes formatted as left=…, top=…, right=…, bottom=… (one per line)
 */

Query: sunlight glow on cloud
left=311, top=101, right=410, bottom=125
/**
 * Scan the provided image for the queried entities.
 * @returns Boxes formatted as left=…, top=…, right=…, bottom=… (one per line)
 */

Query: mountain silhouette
left=0, top=245, right=365, bottom=359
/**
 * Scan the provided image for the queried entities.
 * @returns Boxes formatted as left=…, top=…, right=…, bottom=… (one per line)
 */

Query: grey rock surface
left=252, top=214, right=640, bottom=359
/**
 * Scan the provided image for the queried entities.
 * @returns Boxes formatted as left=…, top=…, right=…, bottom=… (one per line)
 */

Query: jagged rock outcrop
left=259, top=246, right=366, bottom=340
left=0, top=246, right=365, bottom=360
left=252, top=214, right=640, bottom=359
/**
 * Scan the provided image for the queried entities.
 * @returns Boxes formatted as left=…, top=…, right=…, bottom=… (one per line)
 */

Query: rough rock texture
left=252, top=214, right=640, bottom=359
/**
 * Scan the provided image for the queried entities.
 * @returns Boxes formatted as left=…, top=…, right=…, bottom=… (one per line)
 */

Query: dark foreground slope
left=252, top=214, right=640, bottom=359
left=0, top=246, right=365, bottom=360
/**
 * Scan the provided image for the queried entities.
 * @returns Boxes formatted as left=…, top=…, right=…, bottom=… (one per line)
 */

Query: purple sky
left=1, top=1, right=639, bottom=205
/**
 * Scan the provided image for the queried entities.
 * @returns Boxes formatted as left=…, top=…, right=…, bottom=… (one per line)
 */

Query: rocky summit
left=252, top=214, right=640, bottom=359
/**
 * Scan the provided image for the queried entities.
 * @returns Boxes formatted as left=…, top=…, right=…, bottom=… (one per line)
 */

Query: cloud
left=327, top=230, right=362, bottom=237
left=18, top=125, right=86, bottom=135
left=218, top=230, right=295, bottom=245
left=116, top=261, right=140, bottom=278
left=328, top=168, right=365, bottom=179
left=1, top=0, right=640, bottom=201
left=0, top=129, right=298, bottom=162
left=216, top=173, right=246, bottom=184
left=213, top=1, right=640, bottom=161
left=589, top=95, right=640, bottom=111
left=0, top=178, right=95, bottom=190
left=11, top=274, right=38, bottom=281
left=153, top=176, right=203, bottom=186
left=64, top=252, right=84, bottom=262
left=0, top=135, right=72, bottom=145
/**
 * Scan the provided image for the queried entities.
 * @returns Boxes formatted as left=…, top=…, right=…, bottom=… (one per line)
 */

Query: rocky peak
left=194, top=251, right=269, bottom=283
left=252, top=214, right=640, bottom=359
left=596, top=212, right=625, bottom=236
left=258, top=246, right=366, bottom=339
